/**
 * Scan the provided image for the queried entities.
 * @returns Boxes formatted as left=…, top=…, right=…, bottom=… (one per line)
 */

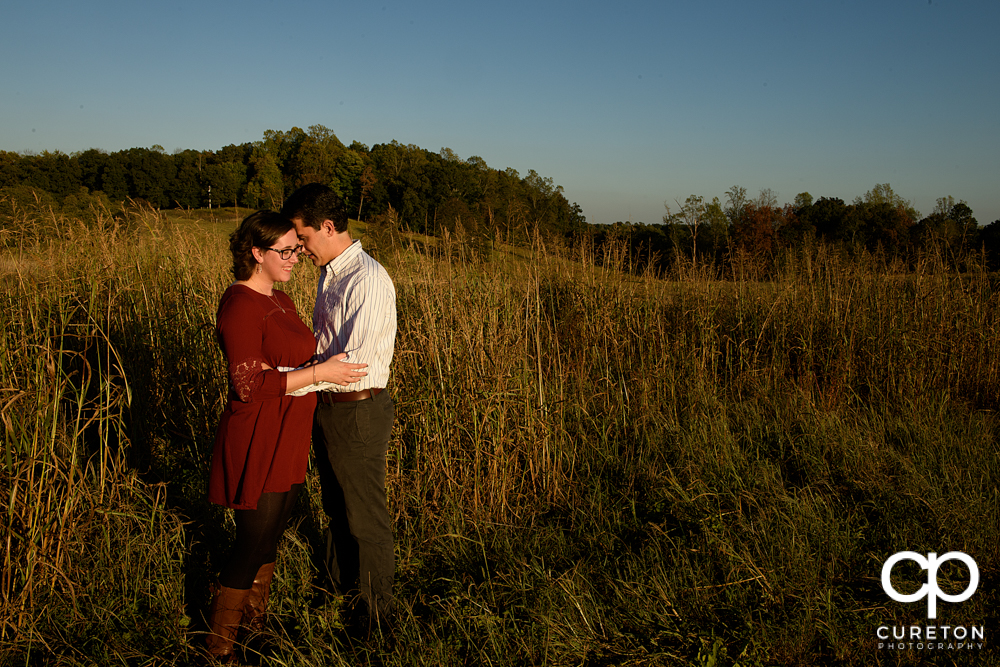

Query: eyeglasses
left=262, top=245, right=304, bottom=260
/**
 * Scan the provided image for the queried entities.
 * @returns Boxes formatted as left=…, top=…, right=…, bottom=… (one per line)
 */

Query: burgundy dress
left=208, top=284, right=318, bottom=510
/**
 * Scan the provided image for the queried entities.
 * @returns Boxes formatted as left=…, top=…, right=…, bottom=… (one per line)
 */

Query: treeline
left=5, top=129, right=999, bottom=272
left=0, top=124, right=586, bottom=240
left=595, top=184, right=1000, bottom=273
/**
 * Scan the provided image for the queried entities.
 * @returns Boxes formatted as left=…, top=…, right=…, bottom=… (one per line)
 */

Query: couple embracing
left=203, top=184, right=396, bottom=660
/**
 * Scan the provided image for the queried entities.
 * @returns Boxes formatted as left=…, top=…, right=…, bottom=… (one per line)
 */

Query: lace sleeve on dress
left=231, top=357, right=263, bottom=402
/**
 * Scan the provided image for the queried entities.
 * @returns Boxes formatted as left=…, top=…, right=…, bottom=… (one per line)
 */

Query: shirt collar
left=325, top=239, right=363, bottom=276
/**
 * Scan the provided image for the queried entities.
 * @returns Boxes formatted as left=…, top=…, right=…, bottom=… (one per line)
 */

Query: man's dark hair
left=281, top=183, right=349, bottom=233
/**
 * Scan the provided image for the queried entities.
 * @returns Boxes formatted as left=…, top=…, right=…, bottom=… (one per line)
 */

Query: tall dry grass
left=1, top=206, right=997, bottom=666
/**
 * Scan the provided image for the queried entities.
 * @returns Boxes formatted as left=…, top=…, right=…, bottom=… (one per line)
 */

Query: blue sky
left=3, top=0, right=998, bottom=225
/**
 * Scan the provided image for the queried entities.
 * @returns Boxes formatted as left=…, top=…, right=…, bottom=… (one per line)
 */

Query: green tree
left=724, top=185, right=749, bottom=226
left=245, top=148, right=284, bottom=209
left=101, top=152, right=130, bottom=202
left=242, top=129, right=306, bottom=208
left=123, top=148, right=174, bottom=208
left=204, top=161, right=246, bottom=207
left=0, top=151, right=23, bottom=188
left=852, top=184, right=918, bottom=253
left=356, top=165, right=376, bottom=221
left=702, top=197, right=729, bottom=258
left=854, top=183, right=919, bottom=221
left=980, top=219, right=1000, bottom=270
left=73, top=149, right=108, bottom=194
left=330, top=148, right=366, bottom=213
left=913, top=197, right=978, bottom=261
left=664, top=194, right=708, bottom=260
left=207, top=144, right=251, bottom=207
left=523, top=169, right=554, bottom=212
left=169, top=149, right=205, bottom=208
left=798, top=197, right=848, bottom=244
left=292, top=124, right=345, bottom=189
left=439, top=147, right=462, bottom=163
left=368, top=141, right=433, bottom=231
left=24, top=151, right=80, bottom=198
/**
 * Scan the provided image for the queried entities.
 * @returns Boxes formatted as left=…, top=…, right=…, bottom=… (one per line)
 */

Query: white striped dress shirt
left=313, top=239, right=396, bottom=391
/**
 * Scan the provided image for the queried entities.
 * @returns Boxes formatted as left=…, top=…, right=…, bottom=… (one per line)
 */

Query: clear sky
left=2, top=0, right=998, bottom=225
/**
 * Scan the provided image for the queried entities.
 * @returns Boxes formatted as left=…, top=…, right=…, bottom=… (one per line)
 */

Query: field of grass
left=1, top=206, right=997, bottom=666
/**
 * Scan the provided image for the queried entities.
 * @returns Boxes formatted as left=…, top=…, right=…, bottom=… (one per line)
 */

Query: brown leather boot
left=242, top=561, right=275, bottom=632
left=205, top=584, right=250, bottom=661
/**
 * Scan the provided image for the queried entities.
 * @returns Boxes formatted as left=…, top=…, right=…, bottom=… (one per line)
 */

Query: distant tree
left=60, top=186, right=114, bottom=224
left=290, top=124, right=353, bottom=195
left=101, top=152, right=130, bottom=202
left=980, top=219, right=1000, bottom=270
left=854, top=183, right=920, bottom=221
left=912, top=197, right=978, bottom=262
left=204, top=161, right=245, bottom=207
left=0, top=151, right=23, bottom=188
left=439, top=147, right=462, bottom=162
left=217, top=143, right=252, bottom=164
left=245, top=145, right=284, bottom=209
left=625, top=221, right=673, bottom=273
left=255, top=127, right=307, bottom=198
left=24, top=151, right=79, bottom=198
left=731, top=200, right=778, bottom=257
left=724, top=185, right=749, bottom=226
left=356, top=165, right=377, bottom=221
left=368, top=141, right=433, bottom=230
left=523, top=169, right=554, bottom=214
left=122, top=147, right=174, bottom=208
left=776, top=203, right=814, bottom=247
left=542, top=188, right=580, bottom=237
left=950, top=202, right=977, bottom=233
left=702, top=197, right=729, bottom=256
left=800, top=197, right=850, bottom=245
left=73, top=149, right=107, bottom=193
left=665, top=194, right=708, bottom=261
left=335, top=149, right=368, bottom=214
left=931, top=196, right=957, bottom=218
left=0, top=127, right=584, bottom=245
left=781, top=193, right=818, bottom=246
left=170, top=149, right=205, bottom=207
left=858, top=203, right=914, bottom=253
left=756, top=188, right=778, bottom=209
left=850, top=185, right=918, bottom=254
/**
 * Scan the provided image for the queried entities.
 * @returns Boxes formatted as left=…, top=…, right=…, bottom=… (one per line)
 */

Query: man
left=281, top=183, right=397, bottom=631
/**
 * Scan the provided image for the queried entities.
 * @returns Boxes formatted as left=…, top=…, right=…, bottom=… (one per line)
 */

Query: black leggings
left=218, top=484, right=302, bottom=590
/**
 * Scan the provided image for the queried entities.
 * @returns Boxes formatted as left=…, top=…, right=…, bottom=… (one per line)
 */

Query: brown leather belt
left=316, top=387, right=383, bottom=404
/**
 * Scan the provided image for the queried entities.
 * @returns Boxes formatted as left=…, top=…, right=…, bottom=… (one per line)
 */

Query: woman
left=205, top=210, right=367, bottom=660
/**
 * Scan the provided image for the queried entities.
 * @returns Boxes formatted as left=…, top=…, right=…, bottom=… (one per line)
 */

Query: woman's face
left=257, top=228, right=301, bottom=283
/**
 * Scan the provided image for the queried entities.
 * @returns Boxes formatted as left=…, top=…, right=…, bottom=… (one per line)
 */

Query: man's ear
left=321, top=219, right=337, bottom=236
